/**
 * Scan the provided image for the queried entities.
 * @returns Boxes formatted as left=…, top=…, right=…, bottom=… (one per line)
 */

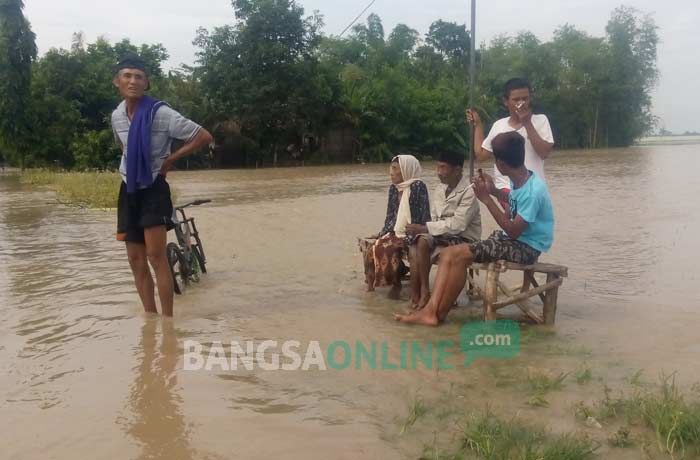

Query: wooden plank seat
left=358, top=237, right=567, bottom=325
left=465, top=261, right=568, bottom=325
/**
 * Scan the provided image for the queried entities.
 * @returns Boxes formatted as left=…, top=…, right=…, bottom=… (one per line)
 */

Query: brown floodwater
left=1, top=144, right=699, bottom=459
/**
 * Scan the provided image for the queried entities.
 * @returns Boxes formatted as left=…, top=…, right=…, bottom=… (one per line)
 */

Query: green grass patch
left=21, top=169, right=122, bottom=209
left=401, top=394, right=429, bottom=434
left=632, top=374, right=700, bottom=456
left=624, top=369, right=646, bottom=387
left=607, top=427, right=633, bottom=448
left=527, top=370, right=568, bottom=394
left=460, top=411, right=599, bottom=459
left=594, top=374, right=700, bottom=457
left=575, top=366, right=593, bottom=385
left=527, top=394, right=550, bottom=408
left=596, top=385, right=636, bottom=421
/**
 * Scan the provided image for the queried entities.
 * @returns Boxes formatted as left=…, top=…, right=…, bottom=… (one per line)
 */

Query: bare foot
left=388, top=285, right=401, bottom=300
left=416, top=292, right=431, bottom=310
left=393, top=309, right=439, bottom=326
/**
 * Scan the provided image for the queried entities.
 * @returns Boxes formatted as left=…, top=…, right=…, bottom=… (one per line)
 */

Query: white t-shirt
left=482, top=114, right=554, bottom=190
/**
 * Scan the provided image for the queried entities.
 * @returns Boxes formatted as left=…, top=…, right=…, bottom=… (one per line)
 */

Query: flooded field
left=1, top=144, right=699, bottom=459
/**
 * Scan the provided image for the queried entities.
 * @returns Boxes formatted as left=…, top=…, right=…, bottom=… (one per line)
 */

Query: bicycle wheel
left=192, top=244, right=207, bottom=274
left=188, top=249, right=201, bottom=283
left=167, top=242, right=188, bottom=295
left=193, top=233, right=206, bottom=269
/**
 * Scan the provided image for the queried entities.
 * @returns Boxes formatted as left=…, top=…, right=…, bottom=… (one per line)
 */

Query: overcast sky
left=24, top=0, right=700, bottom=133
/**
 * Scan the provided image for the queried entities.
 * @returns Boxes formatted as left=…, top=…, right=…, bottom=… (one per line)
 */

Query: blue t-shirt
left=508, top=172, right=554, bottom=252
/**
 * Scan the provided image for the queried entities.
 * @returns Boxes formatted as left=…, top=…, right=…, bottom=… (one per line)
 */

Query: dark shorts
left=413, top=234, right=474, bottom=263
left=423, top=234, right=472, bottom=249
left=117, top=175, right=174, bottom=243
left=470, top=230, right=541, bottom=265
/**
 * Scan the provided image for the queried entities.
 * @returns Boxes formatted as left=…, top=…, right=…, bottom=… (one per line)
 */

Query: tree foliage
left=0, top=2, right=659, bottom=168
left=0, top=0, right=37, bottom=167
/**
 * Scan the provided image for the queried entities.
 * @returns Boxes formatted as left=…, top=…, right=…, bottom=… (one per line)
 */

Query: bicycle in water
left=167, top=199, right=211, bottom=294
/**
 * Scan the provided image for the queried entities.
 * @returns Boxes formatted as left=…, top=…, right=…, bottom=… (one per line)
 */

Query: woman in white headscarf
left=363, top=155, right=430, bottom=299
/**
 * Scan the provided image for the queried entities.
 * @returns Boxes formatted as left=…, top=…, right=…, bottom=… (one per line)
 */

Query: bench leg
left=483, top=264, right=499, bottom=321
left=543, top=273, right=559, bottom=325
left=522, top=270, right=533, bottom=293
left=466, top=268, right=474, bottom=297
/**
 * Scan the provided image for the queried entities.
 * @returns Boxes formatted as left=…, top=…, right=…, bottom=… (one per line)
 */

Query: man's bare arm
left=482, top=197, right=528, bottom=240
left=161, top=129, right=213, bottom=174
left=523, top=118, right=554, bottom=160
left=466, top=109, right=493, bottom=162
left=473, top=171, right=527, bottom=239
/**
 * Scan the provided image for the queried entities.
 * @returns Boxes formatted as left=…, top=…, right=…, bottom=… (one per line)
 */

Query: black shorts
left=470, top=230, right=541, bottom=265
left=117, top=175, right=174, bottom=243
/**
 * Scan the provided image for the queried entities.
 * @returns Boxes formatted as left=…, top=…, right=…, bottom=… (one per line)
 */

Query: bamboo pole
left=497, top=280, right=544, bottom=324
left=543, top=273, right=560, bottom=325
left=470, top=261, right=568, bottom=277
left=466, top=269, right=484, bottom=301
left=525, top=271, right=548, bottom=304
left=492, top=277, right=563, bottom=310
left=483, top=263, right=499, bottom=320
left=468, top=0, right=476, bottom=179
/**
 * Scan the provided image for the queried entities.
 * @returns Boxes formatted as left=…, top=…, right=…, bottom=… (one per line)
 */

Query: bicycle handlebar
left=175, top=199, right=212, bottom=210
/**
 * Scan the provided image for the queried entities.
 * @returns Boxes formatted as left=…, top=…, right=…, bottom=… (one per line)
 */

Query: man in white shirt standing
left=405, top=151, right=481, bottom=310
left=467, top=78, right=554, bottom=207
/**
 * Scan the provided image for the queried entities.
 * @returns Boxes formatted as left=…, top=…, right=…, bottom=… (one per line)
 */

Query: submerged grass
left=401, top=394, right=429, bottom=434
left=577, top=374, right=700, bottom=457
left=631, top=374, right=700, bottom=457
left=527, top=370, right=568, bottom=394
left=21, top=169, right=122, bottom=209
left=415, top=369, right=700, bottom=459
left=412, top=353, right=700, bottom=459
left=607, top=427, right=633, bottom=448
left=460, top=410, right=599, bottom=460
left=575, top=366, right=593, bottom=385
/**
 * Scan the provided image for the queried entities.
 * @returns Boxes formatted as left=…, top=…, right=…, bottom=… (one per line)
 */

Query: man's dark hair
left=503, top=77, right=532, bottom=99
left=113, top=54, right=148, bottom=76
left=437, top=150, right=464, bottom=167
left=491, top=132, right=525, bottom=168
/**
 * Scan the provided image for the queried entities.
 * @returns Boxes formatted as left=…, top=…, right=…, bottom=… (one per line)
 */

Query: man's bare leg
left=408, top=245, right=420, bottom=308
left=388, top=282, right=402, bottom=300
left=394, top=244, right=473, bottom=326
left=126, top=242, right=158, bottom=314
left=144, top=226, right=174, bottom=317
left=415, top=237, right=432, bottom=309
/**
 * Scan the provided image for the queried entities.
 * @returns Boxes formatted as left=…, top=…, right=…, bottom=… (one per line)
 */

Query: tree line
left=0, top=0, right=659, bottom=169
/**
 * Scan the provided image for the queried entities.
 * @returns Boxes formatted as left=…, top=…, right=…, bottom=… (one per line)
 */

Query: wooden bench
left=465, top=261, right=568, bottom=325
left=358, top=237, right=567, bottom=325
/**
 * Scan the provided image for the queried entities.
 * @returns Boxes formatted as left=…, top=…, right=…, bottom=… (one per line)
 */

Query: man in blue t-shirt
left=395, top=131, right=554, bottom=326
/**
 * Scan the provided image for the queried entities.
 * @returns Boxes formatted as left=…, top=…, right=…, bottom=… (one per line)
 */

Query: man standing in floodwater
left=111, top=54, right=213, bottom=316
left=467, top=78, right=554, bottom=207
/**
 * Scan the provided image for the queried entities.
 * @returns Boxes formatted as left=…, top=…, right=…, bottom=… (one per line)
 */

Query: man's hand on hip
left=159, top=157, right=175, bottom=176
